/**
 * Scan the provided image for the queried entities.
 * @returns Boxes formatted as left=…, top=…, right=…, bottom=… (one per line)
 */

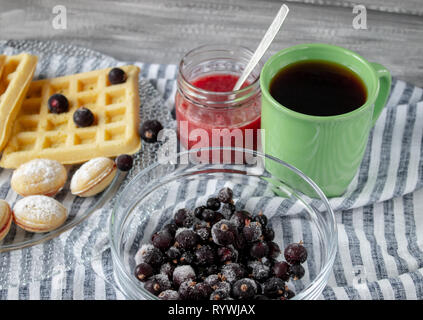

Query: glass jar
left=175, top=44, right=262, bottom=151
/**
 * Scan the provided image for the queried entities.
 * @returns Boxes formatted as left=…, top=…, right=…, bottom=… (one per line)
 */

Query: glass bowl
left=110, top=148, right=337, bottom=300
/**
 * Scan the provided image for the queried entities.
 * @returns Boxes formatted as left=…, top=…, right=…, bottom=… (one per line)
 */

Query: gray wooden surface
left=0, top=0, right=422, bottom=86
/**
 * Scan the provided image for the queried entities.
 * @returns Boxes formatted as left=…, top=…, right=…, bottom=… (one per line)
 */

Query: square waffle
left=0, top=53, right=38, bottom=152
left=0, top=65, right=141, bottom=169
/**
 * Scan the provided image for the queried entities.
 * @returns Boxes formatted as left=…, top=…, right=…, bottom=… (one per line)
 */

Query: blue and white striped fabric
left=0, top=40, right=422, bottom=300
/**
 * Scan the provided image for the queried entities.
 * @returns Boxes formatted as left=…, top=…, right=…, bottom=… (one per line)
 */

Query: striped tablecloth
left=0, top=40, right=422, bottom=300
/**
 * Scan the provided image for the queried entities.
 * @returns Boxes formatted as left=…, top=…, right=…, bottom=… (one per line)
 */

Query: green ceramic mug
left=260, top=43, right=391, bottom=197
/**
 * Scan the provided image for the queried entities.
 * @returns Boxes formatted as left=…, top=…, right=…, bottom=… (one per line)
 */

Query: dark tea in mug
left=269, top=60, right=367, bottom=116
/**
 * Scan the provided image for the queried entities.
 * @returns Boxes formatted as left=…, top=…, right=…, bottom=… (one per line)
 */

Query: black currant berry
left=250, top=241, right=269, bottom=259
left=73, top=107, right=94, bottom=127
left=232, top=278, right=257, bottom=300
left=253, top=211, right=268, bottom=226
left=174, top=208, right=194, bottom=228
left=48, top=94, right=69, bottom=114
left=242, top=220, right=262, bottom=242
left=268, top=241, right=281, bottom=259
left=108, top=67, right=127, bottom=84
left=284, top=242, right=308, bottom=265
left=195, top=245, right=215, bottom=266
left=134, top=263, right=154, bottom=282
left=151, top=230, right=173, bottom=250
left=139, top=119, right=163, bottom=143
left=159, top=290, right=180, bottom=300
left=211, top=220, right=238, bottom=246
left=217, top=187, right=233, bottom=204
left=272, top=261, right=290, bottom=281
left=290, top=264, right=305, bottom=280
left=263, top=277, right=285, bottom=298
left=175, top=229, right=199, bottom=250
left=115, top=154, right=133, bottom=171
left=206, top=197, right=221, bottom=211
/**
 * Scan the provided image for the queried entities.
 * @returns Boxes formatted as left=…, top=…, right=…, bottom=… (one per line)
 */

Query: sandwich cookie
left=11, top=159, right=67, bottom=197
left=13, top=195, right=68, bottom=233
left=70, top=157, right=117, bottom=197
left=0, top=200, right=12, bottom=241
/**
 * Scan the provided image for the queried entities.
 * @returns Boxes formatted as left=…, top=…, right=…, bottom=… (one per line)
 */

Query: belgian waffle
left=0, top=53, right=38, bottom=152
left=0, top=65, right=141, bottom=169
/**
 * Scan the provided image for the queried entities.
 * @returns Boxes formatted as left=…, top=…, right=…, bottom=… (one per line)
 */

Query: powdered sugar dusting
left=14, top=159, right=64, bottom=186
left=13, top=195, right=67, bottom=222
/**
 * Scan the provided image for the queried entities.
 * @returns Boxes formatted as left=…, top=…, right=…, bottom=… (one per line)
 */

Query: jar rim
left=178, top=43, right=262, bottom=97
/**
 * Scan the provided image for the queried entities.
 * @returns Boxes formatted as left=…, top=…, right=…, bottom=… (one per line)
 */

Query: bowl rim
left=110, top=147, right=338, bottom=300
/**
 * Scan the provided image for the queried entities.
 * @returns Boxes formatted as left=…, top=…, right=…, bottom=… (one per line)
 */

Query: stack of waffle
left=0, top=53, right=141, bottom=169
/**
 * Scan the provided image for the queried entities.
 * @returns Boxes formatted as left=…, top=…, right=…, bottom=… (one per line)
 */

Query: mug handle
left=370, top=62, right=392, bottom=126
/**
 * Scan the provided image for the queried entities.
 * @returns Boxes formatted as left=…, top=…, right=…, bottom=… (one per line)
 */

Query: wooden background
left=0, top=0, right=422, bottom=86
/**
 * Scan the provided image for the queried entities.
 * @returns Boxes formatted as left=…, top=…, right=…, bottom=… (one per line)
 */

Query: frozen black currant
left=196, top=226, right=211, bottom=242
left=230, top=210, right=252, bottom=229
left=175, top=229, right=199, bottom=250
left=253, top=211, right=268, bottom=226
left=201, top=209, right=218, bottom=223
left=221, top=263, right=246, bottom=284
left=194, top=205, right=206, bottom=219
left=204, top=274, right=220, bottom=288
left=232, top=278, right=257, bottom=300
left=263, top=277, right=285, bottom=298
left=195, top=245, right=215, bottom=265
left=178, top=280, right=197, bottom=300
left=211, top=220, right=238, bottom=246
left=179, top=251, right=195, bottom=265
left=206, top=197, right=221, bottom=211
left=48, top=94, right=69, bottom=114
left=151, top=230, right=173, bottom=250
left=268, top=241, right=281, bottom=259
left=221, top=203, right=236, bottom=219
left=73, top=107, right=94, bottom=127
left=170, top=107, right=176, bottom=120
left=248, top=261, right=270, bottom=281
left=166, top=246, right=181, bottom=263
left=159, top=290, right=180, bottom=300
left=290, top=264, right=305, bottom=280
left=284, top=289, right=296, bottom=300
left=174, top=208, right=194, bottom=228
left=139, top=119, right=163, bottom=143
left=115, top=154, right=133, bottom=171
left=242, top=220, right=262, bottom=242
left=272, top=261, right=290, bottom=281
left=210, top=289, right=229, bottom=300
left=134, top=263, right=154, bottom=282
left=144, top=278, right=162, bottom=296
left=136, top=244, right=163, bottom=267
left=163, top=223, right=178, bottom=236
left=262, top=227, right=275, bottom=241
left=217, top=187, right=233, bottom=204
left=217, top=246, right=238, bottom=264
left=250, top=241, right=269, bottom=259
left=160, top=262, right=175, bottom=279
left=108, top=67, right=127, bottom=84
left=173, top=265, right=196, bottom=287
left=284, top=242, right=308, bottom=265
left=193, top=282, right=213, bottom=300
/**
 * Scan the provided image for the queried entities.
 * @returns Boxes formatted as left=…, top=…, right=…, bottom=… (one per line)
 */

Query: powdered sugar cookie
left=70, top=157, right=117, bottom=197
left=13, top=195, right=68, bottom=233
left=0, top=200, right=12, bottom=241
left=11, top=159, right=67, bottom=197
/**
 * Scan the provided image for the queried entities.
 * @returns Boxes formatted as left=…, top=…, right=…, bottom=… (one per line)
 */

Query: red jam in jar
left=175, top=45, right=262, bottom=153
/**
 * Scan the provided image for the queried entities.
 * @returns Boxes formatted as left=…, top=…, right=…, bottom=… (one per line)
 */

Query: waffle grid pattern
left=0, top=65, right=141, bottom=168
left=0, top=53, right=37, bottom=152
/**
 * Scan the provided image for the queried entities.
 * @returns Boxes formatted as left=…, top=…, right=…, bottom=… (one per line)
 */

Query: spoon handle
left=233, top=4, right=289, bottom=91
